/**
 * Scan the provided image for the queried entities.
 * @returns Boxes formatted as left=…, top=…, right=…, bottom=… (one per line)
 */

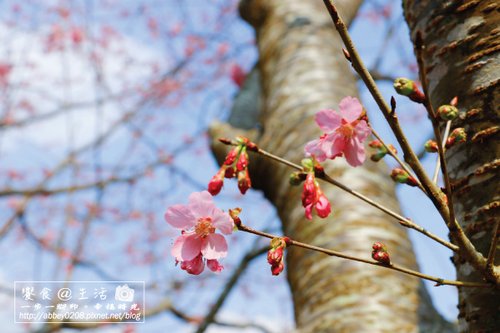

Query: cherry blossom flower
left=165, top=191, right=234, bottom=274
left=304, top=97, right=371, bottom=167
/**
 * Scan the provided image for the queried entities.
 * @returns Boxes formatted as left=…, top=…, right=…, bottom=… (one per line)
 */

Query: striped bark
left=403, top=1, right=500, bottom=332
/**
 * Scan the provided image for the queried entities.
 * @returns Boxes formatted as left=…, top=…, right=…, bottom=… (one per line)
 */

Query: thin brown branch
left=237, top=224, right=490, bottom=288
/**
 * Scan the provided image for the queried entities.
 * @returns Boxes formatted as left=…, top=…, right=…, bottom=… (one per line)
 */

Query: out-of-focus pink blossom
left=304, top=97, right=371, bottom=167
left=230, top=64, right=245, bottom=88
left=165, top=191, right=233, bottom=275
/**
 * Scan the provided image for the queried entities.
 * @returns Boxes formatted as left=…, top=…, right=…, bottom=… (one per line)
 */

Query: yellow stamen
left=195, top=217, right=215, bottom=238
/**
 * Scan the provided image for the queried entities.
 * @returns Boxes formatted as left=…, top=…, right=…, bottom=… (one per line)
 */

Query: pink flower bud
left=236, top=151, right=248, bottom=171
left=315, top=193, right=331, bottom=218
left=208, top=168, right=225, bottom=196
left=271, top=262, right=284, bottom=276
left=372, top=251, right=391, bottom=265
left=224, top=166, right=235, bottom=179
left=224, top=147, right=239, bottom=165
left=301, top=174, right=317, bottom=207
left=268, top=238, right=287, bottom=276
left=372, top=242, right=387, bottom=252
left=267, top=247, right=284, bottom=265
left=237, top=169, right=251, bottom=194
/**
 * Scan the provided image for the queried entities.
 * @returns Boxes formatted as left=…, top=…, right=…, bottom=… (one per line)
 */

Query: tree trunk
left=213, top=0, right=421, bottom=332
left=403, top=1, right=500, bottom=332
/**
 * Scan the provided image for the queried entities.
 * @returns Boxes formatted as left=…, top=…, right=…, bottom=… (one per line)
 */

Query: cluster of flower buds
left=368, top=140, right=397, bottom=162
left=393, top=78, right=425, bottom=104
left=372, top=242, right=391, bottom=265
left=267, top=237, right=289, bottom=276
left=208, top=137, right=258, bottom=196
left=425, top=128, right=467, bottom=153
left=390, top=168, right=418, bottom=187
left=299, top=158, right=331, bottom=220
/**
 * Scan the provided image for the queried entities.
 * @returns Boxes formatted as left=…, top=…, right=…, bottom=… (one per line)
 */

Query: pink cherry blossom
left=304, top=97, right=371, bottom=167
left=165, top=191, right=234, bottom=275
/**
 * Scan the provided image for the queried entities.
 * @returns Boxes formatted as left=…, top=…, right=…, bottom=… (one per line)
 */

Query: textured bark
left=403, top=1, right=500, bottom=332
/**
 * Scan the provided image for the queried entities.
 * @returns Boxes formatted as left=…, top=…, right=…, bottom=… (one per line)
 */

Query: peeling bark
left=403, top=1, right=500, bottom=332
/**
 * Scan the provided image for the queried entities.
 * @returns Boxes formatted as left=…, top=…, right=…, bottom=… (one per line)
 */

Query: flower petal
left=207, top=259, right=223, bottom=273
left=304, top=139, right=327, bottom=162
left=165, top=204, right=196, bottom=230
left=344, top=137, right=366, bottom=167
left=329, top=134, right=346, bottom=159
left=339, top=96, right=363, bottom=122
left=180, top=254, right=205, bottom=275
left=212, top=209, right=234, bottom=235
left=171, top=233, right=201, bottom=261
left=315, top=109, right=342, bottom=132
left=188, top=191, right=215, bottom=219
left=201, top=234, right=228, bottom=260
left=354, top=120, right=371, bottom=141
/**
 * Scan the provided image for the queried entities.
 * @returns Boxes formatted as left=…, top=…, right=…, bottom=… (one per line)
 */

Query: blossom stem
left=432, top=120, right=451, bottom=183
left=237, top=223, right=490, bottom=288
